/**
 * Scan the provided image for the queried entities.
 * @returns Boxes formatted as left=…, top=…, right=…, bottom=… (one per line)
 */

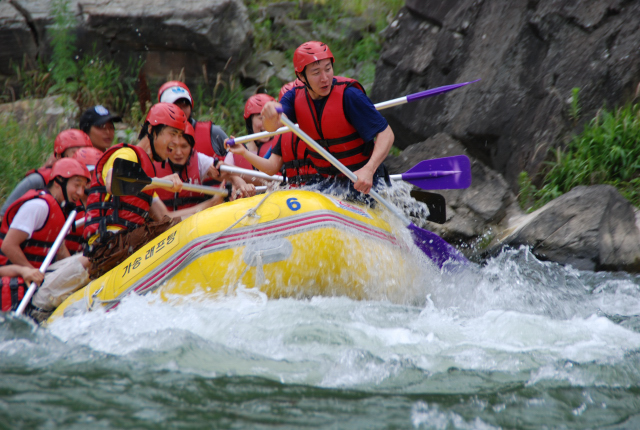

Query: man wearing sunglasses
left=79, top=105, right=122, bottom=152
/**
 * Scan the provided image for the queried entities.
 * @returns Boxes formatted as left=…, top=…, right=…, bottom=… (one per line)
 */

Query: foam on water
left=41, top=245, right=640, bottom=391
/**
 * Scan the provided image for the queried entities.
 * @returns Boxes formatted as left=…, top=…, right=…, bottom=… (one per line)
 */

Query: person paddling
left=0, top=129, right=93, bottom=219
left=83, top=103, right=224, bottom=279
left=225, top=82, right=317, bottom=185
left=262, top=41, right=394, bottom=195
left=154, top=123, right=256, bottom=212
left=158, top=81, right=228, bottom=162
left=0, top=158, right=90, bottom=313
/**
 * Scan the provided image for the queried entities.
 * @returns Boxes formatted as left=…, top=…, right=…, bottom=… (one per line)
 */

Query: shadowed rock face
left=497, top=185, right=640, bottom=272
left=2, top=0, right=252, bottom=81
left=372, top=0, right=640, bottom=192
left=385, top=133, right=515, bottom=241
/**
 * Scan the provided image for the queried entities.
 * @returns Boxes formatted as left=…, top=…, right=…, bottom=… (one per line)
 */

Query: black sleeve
left=272, top=140, right=283, bottom=157
left=210, top=124, right=229, bottom=158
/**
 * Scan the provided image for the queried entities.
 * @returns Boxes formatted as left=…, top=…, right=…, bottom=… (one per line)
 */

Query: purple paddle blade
left=408, top=224, right=468, bottom=268
left=406, top=79, right=481, bottom=103
left=402, top=155, right=472, bottom=190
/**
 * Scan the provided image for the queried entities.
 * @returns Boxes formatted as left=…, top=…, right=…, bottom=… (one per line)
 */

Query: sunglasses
left=95, top=122, right=115, bottom=131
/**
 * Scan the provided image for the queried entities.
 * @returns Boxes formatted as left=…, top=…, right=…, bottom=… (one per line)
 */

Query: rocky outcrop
left=372, top=0, right=640, bottom=192
left=0, top=96, right=78, bottom=132
left=385, top=133, right=516, bottom=241
left=490, top=185, right=640, bottom=272
left=0, top=2, right=38, bottom=76
left=3, top=0, right=252, bottom=81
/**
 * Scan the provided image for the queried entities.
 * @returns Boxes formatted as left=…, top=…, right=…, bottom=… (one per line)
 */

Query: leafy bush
left=0, top=115, right=59, bottom=199
left=519, top=101, right=640, bottom=211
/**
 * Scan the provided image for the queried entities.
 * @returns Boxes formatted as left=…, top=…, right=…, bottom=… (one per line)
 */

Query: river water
left=2, top=194, right=640, bottom=428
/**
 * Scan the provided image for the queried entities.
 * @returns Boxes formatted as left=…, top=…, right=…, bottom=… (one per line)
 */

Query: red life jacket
left=194, top=120, right=225, bottom=187
left=279, top=132, right=317, bottom=185
left=83, top=144, right=156, bottom=239
left=293, top=77, right=373, bottom=177
left=0, top=189, right=66, bottom=268
left=153, top=151, right=208, bottom=211
left=194, top=121, right=218, bottom=160
left=232, top=136, right=277, bottom=171
left=1, top=276, right=27, bottom=312
left=25, top=165, right=53, bottom=184
left=64, top=203, right=86, bottom=254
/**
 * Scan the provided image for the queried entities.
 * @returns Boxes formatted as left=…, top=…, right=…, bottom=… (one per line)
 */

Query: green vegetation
left=246, top=0, right=403, bottom=92
left=0, top=114, right=57, bottom=198
left=519, top=101, right=640, bottom=211
left=0, top=0, right=406, bottom=201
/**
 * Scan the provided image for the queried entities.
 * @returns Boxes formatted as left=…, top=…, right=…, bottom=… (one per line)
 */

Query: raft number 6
left=286, top=197, right=301, bottom=211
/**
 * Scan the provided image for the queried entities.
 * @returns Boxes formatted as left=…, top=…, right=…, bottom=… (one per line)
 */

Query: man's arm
left=0, top=264, right=44, bottom=285
left=1, top=229, right=33, bottom=268
left=353, top=125, right=394, bottom=194
left=225, top=141, right=284, bottom=176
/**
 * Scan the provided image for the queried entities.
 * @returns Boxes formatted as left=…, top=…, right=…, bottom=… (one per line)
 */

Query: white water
left=7, top=184, right=640, bottom=428
left=46, top=246, right=640, bottom=392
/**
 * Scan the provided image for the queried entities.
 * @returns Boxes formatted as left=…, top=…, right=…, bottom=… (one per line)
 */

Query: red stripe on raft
left=130, top=212, right=398, bottom=295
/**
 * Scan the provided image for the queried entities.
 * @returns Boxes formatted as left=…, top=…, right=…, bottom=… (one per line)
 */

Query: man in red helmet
left=158, top=80, right=258, bottom=192
left=0, top=158, right=91, bottom=314
left=223, top=94, right=280, bottom=179
left=226, top=82, right=317, bottom=185
left=0, top=129, right=94, bottom=219
left=262, top=41, right=394, bottom=195
left=154, top=123, right=256, bottom=211
left=83, top=103, right=223, bottom=279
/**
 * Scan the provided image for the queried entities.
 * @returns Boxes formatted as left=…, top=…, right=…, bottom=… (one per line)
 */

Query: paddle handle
left=151, top=178, right=267, bottom=197
left=227, top=126, right=292, bottom=146
left=220, top=165, right=283, bottom=182
left=151, top=178, right=228, bottom=197
left=277, top=112, right=413, bottom=227
left=15, top=209, right=78, bottom=316
left=227, top=81, right=480, bottom=146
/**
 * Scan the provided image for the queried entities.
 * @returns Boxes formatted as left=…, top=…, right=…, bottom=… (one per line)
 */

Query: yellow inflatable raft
left=49, top=190, right=422, bottom=322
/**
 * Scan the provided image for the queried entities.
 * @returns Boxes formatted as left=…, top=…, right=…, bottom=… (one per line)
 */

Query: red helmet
left=158, top=81, right=193, bottom=107
left=279, top=79, right=304, bottom=101
left=54, top=129, right=93, bottom=157
left=293, top=41, right=334, bottom=73
left=146, top=103, right=188, bottom=132
left=73, top=147, right=104, bottom=170
left=49, top=158, right=91, bottom=183
left=183, top=122, right=196, bottom=147
left=243, top=94, right=275, bottom=119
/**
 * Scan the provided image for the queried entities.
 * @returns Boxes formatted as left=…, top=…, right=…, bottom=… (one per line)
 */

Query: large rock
left=0, top=2, right=38, bottom=76
left=385, top=132, right=516, bottom=241
left=373, top=0, right=640, bottom=192
left=5, top=0, right=252, bottom=82
left=491, top=185, right=640, bottom=272
left=0, top=95, right=78, bottom=133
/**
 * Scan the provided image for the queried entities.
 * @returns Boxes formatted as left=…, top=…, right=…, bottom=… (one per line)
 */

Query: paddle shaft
left=278, top=115, right=415, bottom=226
left=15, top=209, right=78, bottom=316
left=224, top=162, right=459, bottom=186
left=151, top=178, right=266, bottom=196
left=228, top=80, right=480, bottom=146
left=220, top=165, right=284, bottom=182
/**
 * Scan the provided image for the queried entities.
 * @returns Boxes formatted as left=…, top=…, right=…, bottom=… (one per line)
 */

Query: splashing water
left=2, top=186, right=640, bottom=428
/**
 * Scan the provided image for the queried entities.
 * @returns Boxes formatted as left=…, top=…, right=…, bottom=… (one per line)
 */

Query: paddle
left=277, top=111, right=468, bottom=267
left=388, top=155, right=471, bottom=190
left=15, top=209, right=78, bottom=316
left=227, top=80, right=480, bottom=146
left=222, top=157, right=471, bottom=191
